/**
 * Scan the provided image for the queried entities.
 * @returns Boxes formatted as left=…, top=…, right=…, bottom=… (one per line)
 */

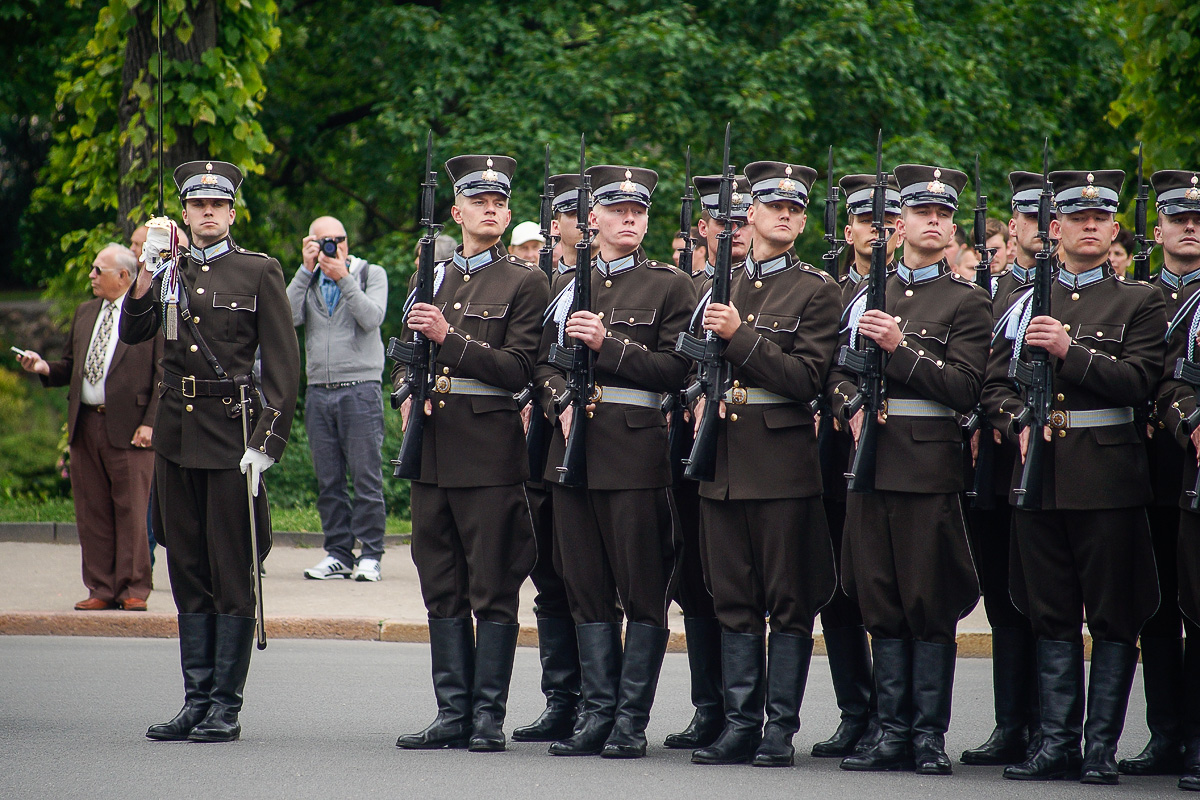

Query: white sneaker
left=303, top=556, right=352, bottom=580
left=351, top=558, right=381, bottom=582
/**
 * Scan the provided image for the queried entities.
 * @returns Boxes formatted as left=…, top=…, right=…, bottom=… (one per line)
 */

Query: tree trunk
left=117, top=1, right=219, bottom=239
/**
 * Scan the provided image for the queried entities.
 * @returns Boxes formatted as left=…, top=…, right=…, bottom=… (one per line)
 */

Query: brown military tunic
left=827, top=260, right=989, bottom=644
left=1156, top=278, right=1200, bottom=628
left=694, top=250, right=840, bottom=636
left=393, top=243, right=549, bottom=624
left=982, top=263, right=1166, bottom=644
left=534, top=248, right=694, bottom=626
left=120, top=236, right=300, bottom=617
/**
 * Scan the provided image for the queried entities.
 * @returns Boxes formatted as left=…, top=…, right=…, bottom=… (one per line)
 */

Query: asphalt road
left=0, top=636, right=1176, bottom=800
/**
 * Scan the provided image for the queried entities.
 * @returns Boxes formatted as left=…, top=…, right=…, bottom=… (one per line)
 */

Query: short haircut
left=984, top=217, right=1008, bottom=242
left=954, top=227, right=970, bottom=246
left=1113, top=228, right=1134, bottom=252
left=101, top=243, right=138, bottom=277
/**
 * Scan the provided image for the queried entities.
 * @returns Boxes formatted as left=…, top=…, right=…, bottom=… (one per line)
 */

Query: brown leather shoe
left=75, top=597, right=114, bottom=611
left=121, top=597, right=148, bottom=611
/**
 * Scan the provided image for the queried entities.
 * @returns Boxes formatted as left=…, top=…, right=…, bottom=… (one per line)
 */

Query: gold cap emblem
left=1187, top=175, right=1200, bottom=202
left=481, top=157, right=497, bottom=183
left=620, top=169, right=636, bottom=193
left=200, top=174, right=219, bottom=185
left=731, top=191, right=743, bottom=205
left=779, top=178, right=796, bottom=193
left=926, top=168, right=945, bottom=194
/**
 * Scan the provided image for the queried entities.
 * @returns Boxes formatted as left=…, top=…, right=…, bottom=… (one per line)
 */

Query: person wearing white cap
left=510, top=220, right=545, bottom=263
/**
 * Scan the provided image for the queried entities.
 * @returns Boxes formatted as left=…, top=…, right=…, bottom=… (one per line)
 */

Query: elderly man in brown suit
left=18, top=243, right=161, bottom=611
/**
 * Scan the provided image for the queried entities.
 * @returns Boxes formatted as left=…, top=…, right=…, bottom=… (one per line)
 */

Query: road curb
left=0, top=522, right=410, bottom=547
left=0, top=611, right=1026, bottom=656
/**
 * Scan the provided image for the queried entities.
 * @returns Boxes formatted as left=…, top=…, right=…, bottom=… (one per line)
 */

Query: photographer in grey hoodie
left=288, top=216, right=389, bottom=582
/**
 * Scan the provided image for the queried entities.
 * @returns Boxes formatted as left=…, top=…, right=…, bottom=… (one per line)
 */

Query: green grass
left=0, top=495, right=411, bottom=534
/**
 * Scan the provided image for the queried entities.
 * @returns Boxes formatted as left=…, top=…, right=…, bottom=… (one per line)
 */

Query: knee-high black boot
left=188, top=615, right=255, bottom=742
left=147, top=613, right=216, bottom=741
left=752, top=632, right=813, bottom=767
left=1004, top=639, right=1084, bottom=781
left=1080, top=640, right=1140, bottom=785
left=1119, top=637, right=1185, bottom=775
left=396, top=617, right=475, bottom=749
left=811, top=625, right=875, bottom=757
left=961, top=626, right=1034, bottom=765
left=664, top=617, right=724, bottom=749
left=1180, top=639, right=1200, bottom=791
left=602, top=622, right=671, bottom=758
left=911, top=641, right=957, bottom=775
left=469, top=621, right=520, bottom=752
left=840, top=639, right=914, bottom=772
left=512, top=617, right=581, bottom=742
left=549, top=622, right=622, bottom=756
left=692, top=632, right=766, bottom=764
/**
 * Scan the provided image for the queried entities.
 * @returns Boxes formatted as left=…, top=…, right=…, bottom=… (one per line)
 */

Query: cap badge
left=205, top=163, right=213, bottom=171
left=200, top=174, right=219, bottom=185
left=620, top=169, right=636, bottom=193
left=481, top=157, right=497, bottom=183
left=778, top=178, right=796, bottom=193
left=731, top=191, right=743, bottom=205
left=1187, top=175, right=1200, bottom=202
left=926, top=168, right=945, bottom=194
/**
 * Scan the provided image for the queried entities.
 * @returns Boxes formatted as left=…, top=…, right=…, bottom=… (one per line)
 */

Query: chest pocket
left=902, top=320, right=950, bottom=355
left=460, top=302, right=509, bottom=341
left=1074, top=322, right=1125, bottom=356
left=754, top=313, right=800, bottom=342
left=211, top=292, right=257, bottom=343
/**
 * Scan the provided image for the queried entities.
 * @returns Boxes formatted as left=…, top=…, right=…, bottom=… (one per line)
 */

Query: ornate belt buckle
left=434, top=375, right=451, bottom=393
left=1049, top=410, right=1068, bottom=430
left=729, top=386, right=748, bottom=405
left=589, top=385, right=603, bottom=404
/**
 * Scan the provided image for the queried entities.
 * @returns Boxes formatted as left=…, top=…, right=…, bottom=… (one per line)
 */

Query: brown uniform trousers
left=695, top=253, right=841, bottom=636
left=828, top=262, right=989, bottom=644
left=983, top=265, right=1166, bottom=645
left=121, top=239, right=299, bottom=617
left=535, top=250, right=695, bottom=627
left=393, top=245, right=549, bottom=624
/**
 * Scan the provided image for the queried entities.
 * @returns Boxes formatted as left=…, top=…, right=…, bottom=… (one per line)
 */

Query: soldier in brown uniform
left=1126, top=169, right=1200, bottom=780
left=982, top=170, right=1166, bottom=784
left=393, top=154, right=548, bottom=753
left=535, top=165, right=695, bottom=759
left=959, top=171, right=1044, bottom=767
left=121, top=161, right=301, bottom=743
left=829, top=163, right=990, bottom=775
left=660, top=173, right=751, bottom=752
left=1155, top=170, right=1200, bottom=793
left=684, top=161, right=839, bottom=768
left=806, top=173, right=900, bottom=760
left=513, top=173, right=583, bottom=743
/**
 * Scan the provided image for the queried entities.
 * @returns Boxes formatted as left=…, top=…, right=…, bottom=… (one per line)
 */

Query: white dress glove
left=141, top=217, right=178, bottom=265
left=238, top=448, right=275, bottom=496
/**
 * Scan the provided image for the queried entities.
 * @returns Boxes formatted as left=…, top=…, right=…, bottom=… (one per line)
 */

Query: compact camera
left=316, top=236, right=345, bottom=258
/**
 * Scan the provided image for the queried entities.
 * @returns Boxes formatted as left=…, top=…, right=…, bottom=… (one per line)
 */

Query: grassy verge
left=0, top=496, right=411, bottom=535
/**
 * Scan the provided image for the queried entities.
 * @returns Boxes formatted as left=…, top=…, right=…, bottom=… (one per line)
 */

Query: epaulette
left=797, top=262, right=831, bottom=283
left=232, top=245, right=270, bottom=259
left=646, top=260, right=680, bottom=273
left=948, top=272, right=983, bottom=290
left=506, top=254, right=535, bottom=270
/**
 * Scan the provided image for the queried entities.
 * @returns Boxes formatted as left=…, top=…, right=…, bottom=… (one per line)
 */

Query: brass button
left=1090, top=348, right=1097, bottom=353
left=453, top=302, right=461, bottom=309
left=192, top=316, right=200, bottom=323
left=605, top=280, right=612, bottom=287
left=438, top=400, right=445, bottom=408
left=587, top=411, right=594, bottom=419
left=442, top=367, right=449, bottom=374
left=230, top=302, right=238, bottom=308
left=1096, top=330, right=1104, bottom=337
left=730, top=413, right=738, bottom=422
left=1071, top=292, right=1080, bottom=300
left=1058, top=429, right=1066, bottom=438
left=1063, top=323, right=1071, bottom=332
left=465, top=334, right=471, bottom=340
left=1056, top=393, right=1065, bottom=402
left=1173, top=292, right=1179, bottom=300
left=260, top=446, right=266, bottom=452
left=201, top=265, right=209, bottom=272
left=936, top=360, right=944, bottom=367
left=754, top=280, right=762, bottom=288
left=624, top=338, right=630, bottom=344
left=918, top=350, right=925, bottom=356
left=185, top=404, right=193, bottom=412
left=628, top=316, right=635, bottom=323
left=448, top=327, right=454, bottom=333
left=598, top=311, right=605, bottom=319
left=733, top=380, right=741, bottom=387
left=463, top=274, right=470, bottom=282
left=905, top=289, right=914, bottom=297
left=920, top=328, right=927, bottom=335
left=772, top=321, right=778, bottom=328
left=894, top=315, right=902, bottom=322
left=1159, top=421, right=1166, bottom=429
left=196, top=288, right=205, bottom=294
left=747, top=314, right=755, bottom=322
left=189, top=344, right=198, bottom=352
left=482, top=310, right=489, bottom=317
left=901, top=339, right=908, bottom=347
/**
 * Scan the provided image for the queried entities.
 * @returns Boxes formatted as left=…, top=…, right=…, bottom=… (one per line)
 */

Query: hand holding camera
left=301, top=234, right=348, bottom=281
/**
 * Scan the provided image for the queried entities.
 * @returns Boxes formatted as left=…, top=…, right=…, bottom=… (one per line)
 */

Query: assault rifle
left=965, top=154, right=997, bottom=508
left=665, top=147, right=696, bottom=484
left=1008, top=139, right=1056, bottom=510
left=676, top=123, right=736, bottom=482
left=837, top=131, right=891, bottom=492
left=517, top=145, right=556, bottom=480
left=548, top=135, right=595, bottom=487
left=388, top=130, right=441, bottom=479
left=814, top=146, right=844, bottom=477
left=1133, top=143, right=1153, bottom=283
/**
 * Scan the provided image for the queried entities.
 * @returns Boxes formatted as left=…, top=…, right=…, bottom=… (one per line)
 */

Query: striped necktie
left=84, top=303, right=114, bottom=385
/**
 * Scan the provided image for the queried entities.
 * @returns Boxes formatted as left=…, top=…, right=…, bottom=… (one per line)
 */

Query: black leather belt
left=81, top=404, right=106, bottom=414
left=162, top=371, right=247, bottom=398
left=310, top=380, right=371, bottom=389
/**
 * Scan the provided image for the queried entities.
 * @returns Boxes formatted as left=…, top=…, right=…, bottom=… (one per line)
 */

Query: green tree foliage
left=1111, top=1, right=1200, bottom=170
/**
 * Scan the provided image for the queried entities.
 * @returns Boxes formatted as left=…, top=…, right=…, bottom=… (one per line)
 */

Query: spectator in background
left=671, top=226, right=708, bottom=274
left=509, top=221, right=545, bottom=262
left=289, top=216, right=389, bottom=582
left=984, top=218, right=1009, bottom=274
left=944, top=226, right=971, bottom=268
left=16, top=244, right=162, bottom=610
left=1110, top=228, right=1135, bottom=276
